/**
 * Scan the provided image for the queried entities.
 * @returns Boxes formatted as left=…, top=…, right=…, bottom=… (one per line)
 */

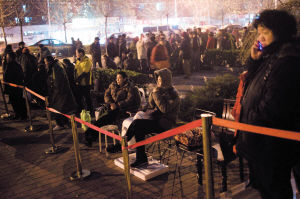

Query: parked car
left=28, top=39, right=73, bottom=57
left=221, top=24, right=243, bottom=33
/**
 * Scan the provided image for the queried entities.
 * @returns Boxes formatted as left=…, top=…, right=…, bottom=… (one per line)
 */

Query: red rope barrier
left=127, top=119, right=202, bottom=149
left=213, top=117, right=300, bottom=142
left=1, top=81, right=24, bottom=89
left=46, top=107, right=122, bottom=141
left=25, top=87, right=46, bottom=101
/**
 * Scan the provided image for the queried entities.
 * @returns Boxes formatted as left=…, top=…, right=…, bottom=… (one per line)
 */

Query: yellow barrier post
left=122, top=136, right=132, bottom=199
left=44, top=97, right=65, bottom=154
left=23, top=87, right=38, bottom=132
left=0, top=81, right=12, bottom=119
left=201, top=114, right=215, bottom=199
left=70, top=115, right=91, bottom=180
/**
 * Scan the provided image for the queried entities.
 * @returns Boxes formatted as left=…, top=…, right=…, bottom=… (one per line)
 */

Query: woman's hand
left=110, top=103, right=117, bottom=110
left=250, top=40, right=263, bottom=60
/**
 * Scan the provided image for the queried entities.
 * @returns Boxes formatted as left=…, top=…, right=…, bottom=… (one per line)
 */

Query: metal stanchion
left=44, top=97, right=65, bottom=154
left=122, top=136, right=132, bottom=199
left=70, top=115, right=90, bottom=180
left=99, top=132, right=102, bottom=153
left=201, top=114, right=215, bottom=199
left=23, top=87, right=38, bottom=132
left=0, top=81, right=12, bottom=119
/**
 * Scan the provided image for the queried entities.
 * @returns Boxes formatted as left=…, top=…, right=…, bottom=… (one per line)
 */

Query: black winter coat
left=3, top=61, right=24, bottom=96
left=47, top=60, right=77, bottom=114
left=20, top=53, right=37, bottom=88
left=236, top=41, right=300, bottom=167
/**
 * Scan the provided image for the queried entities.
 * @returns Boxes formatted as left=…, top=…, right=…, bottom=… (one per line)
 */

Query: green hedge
left=92, top=68, right=153, bottom=92
left=179, top=73, right=239, bottom=122
left=203, top=49, right=242, bottom=68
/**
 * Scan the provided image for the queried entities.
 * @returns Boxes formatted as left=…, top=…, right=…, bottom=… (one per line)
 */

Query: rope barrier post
left=23, top=87, right=38, bottom=132
left=0, top=80, right=12, bottom=119
left=44, top=97, right=65, bottom=154
left=201, top=114, right=215, bottom=199
left=70, top=115, right=91, bottom=180
left=99, top=132, right=102, bottom=153
left=121, top=136, right=132, bottom=199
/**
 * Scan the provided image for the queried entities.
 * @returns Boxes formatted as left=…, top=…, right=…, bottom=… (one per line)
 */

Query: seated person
left=84, top=71, right=141, bottom=147
left=125, top=68, right=180, bottom=167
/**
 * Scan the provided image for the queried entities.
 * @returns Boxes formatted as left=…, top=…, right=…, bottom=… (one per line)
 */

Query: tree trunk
left=105, top=15, right=108, bottom=54
left=63, top=22, right=67, bottom=43
left=1, top=26, right=7, bottom=46
left=20, top=20, right=23, bottom=42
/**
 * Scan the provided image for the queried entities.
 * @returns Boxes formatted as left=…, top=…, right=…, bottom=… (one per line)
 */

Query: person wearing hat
left=90, top=37, right=102, bottom=68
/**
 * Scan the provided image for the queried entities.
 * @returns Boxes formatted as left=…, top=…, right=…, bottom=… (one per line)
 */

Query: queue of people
left=0, top=8, right=299, bottom=198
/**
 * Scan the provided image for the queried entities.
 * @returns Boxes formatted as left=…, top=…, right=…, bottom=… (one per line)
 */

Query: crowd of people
left=89, top=26, right=248, bottom=78
left=0, top=8, right=300, bottom=199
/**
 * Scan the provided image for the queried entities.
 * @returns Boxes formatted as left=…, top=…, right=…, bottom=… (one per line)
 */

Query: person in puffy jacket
left=236, top=9, right=300, bottom=199
left=126, top=68, right=180, bottom=167
left=84, top=71, right=141, bottom=147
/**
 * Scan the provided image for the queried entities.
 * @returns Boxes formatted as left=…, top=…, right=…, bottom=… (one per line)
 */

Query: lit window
left=23, top=5, right=26, bottom=12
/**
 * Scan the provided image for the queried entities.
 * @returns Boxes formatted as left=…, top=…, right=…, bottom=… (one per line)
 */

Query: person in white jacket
left=136, top=34, right=147, bottom=73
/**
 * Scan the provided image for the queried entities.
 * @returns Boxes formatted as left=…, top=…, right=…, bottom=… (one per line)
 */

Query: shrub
left=179, top=73, right=239, bottom=122
left=92, top=68, right=153, bottom=92
left=203, top=49, right=242, bottom=67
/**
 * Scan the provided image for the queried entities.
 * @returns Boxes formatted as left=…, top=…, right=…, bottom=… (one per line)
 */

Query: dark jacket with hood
left=38, top=46, right=51, bottom=64
left=47, top=59, right=77, bottom=114
left=104, top=79, right=141, bottom=113
left=236, top=39, right=300, bottom=167
left=149, top=68, right=180, bottom=130
left=20, top=52, right=37, bottom=88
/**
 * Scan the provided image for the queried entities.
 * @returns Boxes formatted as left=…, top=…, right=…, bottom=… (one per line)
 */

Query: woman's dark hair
left=77, top=48, right=85, bottom=55
left=4, top=45, right=13, bottom=53
left=45, top=55, right=55, bottom=63
left=7, top=52, right=16, bottom=60
left=117, top=71, right=128, bottom=79
left=253, top=9, right=297, bottom=41
left=63, top=58, right=71, bottom=65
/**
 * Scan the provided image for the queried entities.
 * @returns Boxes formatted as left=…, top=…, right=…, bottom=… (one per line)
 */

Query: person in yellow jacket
left=75, top=48, right=93, bottom=115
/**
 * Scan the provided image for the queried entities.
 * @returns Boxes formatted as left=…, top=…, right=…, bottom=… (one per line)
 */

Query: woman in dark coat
left=235, top=9, right=300, bottom=199
left=3, top=52, right=27, bottom=120
left=84, top=71, right=141, bottom=147
left=44, top=56, right=78, bottom=130
left=126, top=68, right=180, bottom=167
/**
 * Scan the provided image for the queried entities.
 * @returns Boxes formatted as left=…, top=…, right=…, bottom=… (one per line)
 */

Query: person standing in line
left=235, top=9, right=300, bottom=199
left=37, top=44, right=51, bottom=64
left=179, top=32, right=192, bottom=78
left=136, top=34, right=147, bottom=72
left=90, top=37, right=102, bottom=68
left=19, top=47, right=37, bottom=90
left=74, top=48, right=93, bottom=115
left=106, top=36, right=117, bottom=60
left=44, top=56, right=77, bottom=130
left=15, top=41, right=25, bottom=63
left=3, top=52, right=27, bottom=120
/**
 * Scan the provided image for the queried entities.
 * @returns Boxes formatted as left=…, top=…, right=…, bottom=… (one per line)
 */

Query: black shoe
left=106, top=143, right=121, bottom=153
left=84, top=140, right=93, bottom=147
left=130, top=158, right=148, bottom=168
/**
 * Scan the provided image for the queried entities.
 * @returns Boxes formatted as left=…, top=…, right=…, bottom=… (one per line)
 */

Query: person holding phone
left=235, top=9, right=300, bottom=199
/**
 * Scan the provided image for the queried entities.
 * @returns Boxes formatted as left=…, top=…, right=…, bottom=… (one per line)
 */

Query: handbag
left=174, top=127, right=202, bottom=150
